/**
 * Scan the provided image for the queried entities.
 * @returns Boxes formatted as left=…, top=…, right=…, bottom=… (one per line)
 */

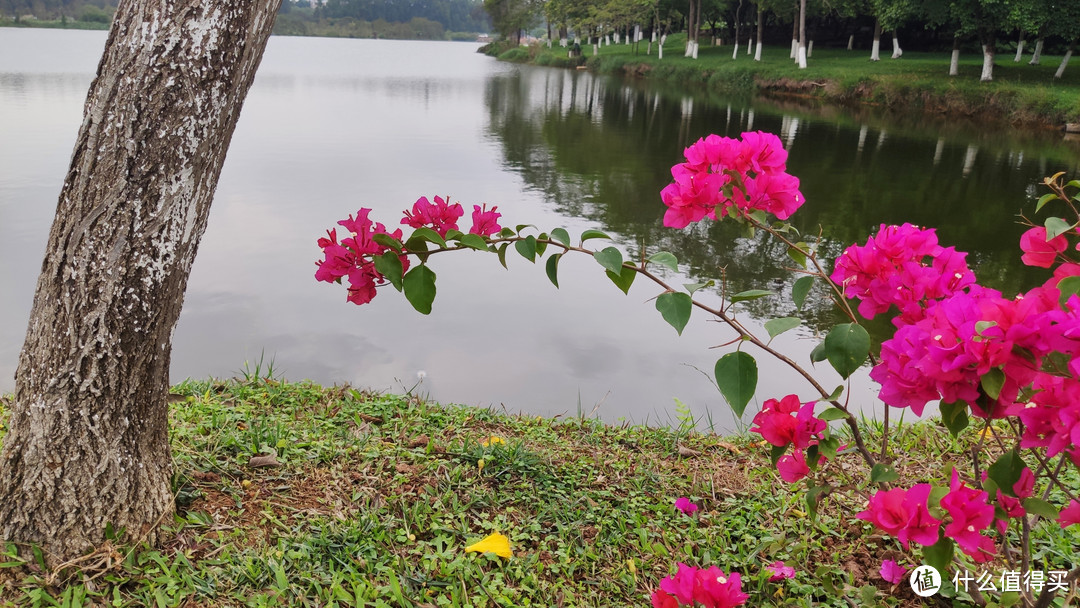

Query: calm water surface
left=2, top=28, right=1079, bottom=429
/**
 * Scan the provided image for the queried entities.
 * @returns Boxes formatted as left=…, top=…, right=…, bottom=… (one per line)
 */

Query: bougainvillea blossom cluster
left=651, top=563, right=748, bottom=608
left=316, top=198, right=502, bottom=305
left=660, top=131, right=804, bottom=229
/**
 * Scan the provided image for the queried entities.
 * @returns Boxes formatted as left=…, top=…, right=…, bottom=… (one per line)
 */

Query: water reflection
left=482, top=66, right=1080, bottom=344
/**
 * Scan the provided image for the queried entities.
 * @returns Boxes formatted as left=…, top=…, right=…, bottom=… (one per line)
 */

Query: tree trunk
left=1030, top=38, right=1043, bottom=65
left=870, top=18, right=881, bottom=61
left=692, top=0, right=701, bottom=59
left=981, top=34, right=995, bottom=81
left=0, top=0, right=281, bottom=564
left=1055, top=39, right=1076, bottom=79
left=755, top=6, right=763, bottom=61
left=1014, top=30, right=1025, bottom=62
left=847, top=33, right=854, bottom=50
left=950, top=36, right=960, bottom=76
left=797, top=0, right=806, bottom=69
left=789, top=14, right=797, bottom=59
left=891, top=33, right=902, bottom=58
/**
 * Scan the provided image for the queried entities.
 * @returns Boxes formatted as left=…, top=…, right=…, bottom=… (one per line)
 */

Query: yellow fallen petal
left=478, top=458, right=485, bottom=473
left=465, top=533, right=512, bottom=558
left=791, top=509, right=806, bottom=518
left=481, top=436, right=505, bottom=447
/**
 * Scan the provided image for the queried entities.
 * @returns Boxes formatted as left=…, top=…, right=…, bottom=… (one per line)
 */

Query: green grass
left=506, top=34, right=1080, bottom=125
left=0, top=379, right=1077, bottom=606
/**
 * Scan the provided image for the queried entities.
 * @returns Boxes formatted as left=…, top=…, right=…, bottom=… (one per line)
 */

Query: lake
left=2, top=28, right=1078, bottom=429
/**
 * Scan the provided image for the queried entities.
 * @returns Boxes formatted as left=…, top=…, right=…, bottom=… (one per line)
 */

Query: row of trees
left=485, top=0, right=1080, bottom=81
left=1, top=0, right=492, bottom=36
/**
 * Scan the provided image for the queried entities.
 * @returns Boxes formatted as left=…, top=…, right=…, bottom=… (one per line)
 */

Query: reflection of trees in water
left=483, top=67, right=1080, bottom=337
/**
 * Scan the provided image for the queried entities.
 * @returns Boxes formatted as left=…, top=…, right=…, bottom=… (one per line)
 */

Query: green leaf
left=859, top=585, right=878, bottom=605
left=787, top=246, right=807, bottom=269
left=828, top=385, right=844, bottom=400
left=496, top=243, right=509, bottom=269
left=806, top=485, right=828, bottom=521
left=974, top=320, right=997, bottom=335
left=939, top=401, right=969, bottom=437
left=980, top=368, right=1005, bottom=400
left=515, top=235, right=537, bottom=262
left=987, top=450, right=1026, bottom=498
left=593, top=247, right=624, bottom=275
left=818, top=436, right=840, bottom=461
left=535, top=234, right=548, bottom=257
left=372, top=233, right=403, bottom=252
left=1022, top=497, right=1059, bottom=520
left=409, top=227, right=447, bottom=248
left=817, top=407, right=849, bottom=421
left=550, top=228, right=571, bottom=247
left=730, top=289, right=774, bottom=304
left=928, top=486, right=949, bottom=511
left=497, top=227, right=515, bottom=238
left=714, top=352, right=757, bottom=418
left=792, top=276, right=813, bottom=310
left=770, top=444, right=787, bottom=467
left=545, top=254, right=561, bottom=288
left=458, top=233, right=490, bottom=251
left=648, top=251, right=679, bottom=273
left=580, top=229, right=611, bottom=243
left=656, top=292, right=693, bottom=335
left=823, top=323, right=870, bottom=379
left=1058, top=276, right=1080, bottom=308
left=445, top=229, right=463, bottom=241
left=1035, top=192, right=1058, bottom=212
left=373, top=252, right=404, bottom=291
left=922, top=537, right=953, bottom=574
left=765, top=317, right=801, bottom=340
left=1044, top=216, right=1074, bottom=241
left=607, top=268, right=635, bottom=294
left=870, top=463, right=900, bottom=483
left=810, top=342, right=827, bottom=363
left=514, top=223, right=536, bottom=234
left=402, top=265, right=437, bottom=315
left=684, top=281, right=715, bottom=295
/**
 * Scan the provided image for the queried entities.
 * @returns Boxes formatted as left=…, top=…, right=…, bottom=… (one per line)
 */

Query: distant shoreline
left=0, top=20, right=488, bottom=42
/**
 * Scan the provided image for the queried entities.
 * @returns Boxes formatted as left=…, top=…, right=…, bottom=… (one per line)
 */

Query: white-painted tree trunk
left=891, top=35, right=902, bottom=58
left=870, top=19, right=881, bottom=61
left=692, top=41, right=698, bottom=59
left=950, top=47, right=960, bottom=76
left=755, top=40, right=762, bottom=61
left=594, top=43, right=599, bottom=55
left=661, top=34, right=666, bottom=45
left=790, top=38, right=797, bottom=58
left=746, top=38, right=752, bottom=55
left=1055, top=43, right=1075, bottom=79
left=652, top=31, right=656, bottom=43
left=981, top=43, right=995, bottom=81
left=808, top=40, right=813, bottom=57
left=0, top=0, right=282, bottom=565
left=1030, top=39, right=1043, bottom=65
left=658, top=43, right=663, bottom=59
left=848, top=34, right=854, bottom=50
left=1014, top=36, right=1025, bottom=62
left=797, top=44, right=807, bottom=69
left=733, top=39, right=739, bottom=59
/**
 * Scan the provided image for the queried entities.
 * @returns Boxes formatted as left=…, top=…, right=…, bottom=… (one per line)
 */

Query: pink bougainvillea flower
left=750, top=395, right=822, bottom=448
left=316, top=208, right=408, bottom=306
left=880, top=560, right=907, bottom=584
left=674, top=497, right=699, bottom=515
left=469, top=204, right=502, bottom=236
left=766, top=561, right=795, bottom=582
left=402, top=195, right=464, bottom=237
left=696, top=566, right=749, bottom=608
left=856, top=483, right=941, bottom=549
left=650, top=589, right=679, bottom=608
left=1020, top=226, right=1067, bottom=268
left=941, top=469, right=995, bottom=561
left=1059, top=500, right=1080, bottom=529
left=659, top=563, right=701, bottom=605
left=776, top=451, right=811, bottom=483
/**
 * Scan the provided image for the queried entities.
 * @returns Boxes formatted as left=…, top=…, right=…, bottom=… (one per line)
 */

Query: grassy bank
left=488, top=35, right=1080, bottom=128
left=0, top=378, right=1077, bottom=606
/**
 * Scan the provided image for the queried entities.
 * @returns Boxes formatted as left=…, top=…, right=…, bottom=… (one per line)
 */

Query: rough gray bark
left=0, top=0, right=281, bottom=564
